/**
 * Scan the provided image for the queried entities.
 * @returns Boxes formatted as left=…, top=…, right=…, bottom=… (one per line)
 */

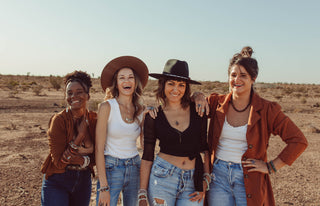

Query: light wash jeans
left=96, top=154, right=140, bottom=206
left=148, top=156, right=203, bottom=206
left=207, top=158, right=247, bottom=206
left=41, top=169, right=92, bottom=206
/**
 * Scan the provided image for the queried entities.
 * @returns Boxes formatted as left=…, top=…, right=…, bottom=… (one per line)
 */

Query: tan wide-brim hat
left=101, top=56, right=149, bottom=91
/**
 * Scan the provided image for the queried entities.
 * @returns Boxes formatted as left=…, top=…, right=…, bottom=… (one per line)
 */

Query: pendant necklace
left=230, top=95, right=251, bottom=112
left=175, top=121, right=179, bottom=126
left=116, top=98, right=134, bottom=123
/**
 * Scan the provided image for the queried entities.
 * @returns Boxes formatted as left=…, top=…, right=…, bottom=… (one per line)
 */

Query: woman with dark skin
left=194, top=47, right=308, bottom=206
left=41, top=71, right=96, bottom=206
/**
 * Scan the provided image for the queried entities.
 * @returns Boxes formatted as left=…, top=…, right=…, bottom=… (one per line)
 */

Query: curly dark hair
left=228, top=46, right=259, bottom=80
left=155, top=77, right=191, bottom=109
left=64, top=70, right=92, bottom=93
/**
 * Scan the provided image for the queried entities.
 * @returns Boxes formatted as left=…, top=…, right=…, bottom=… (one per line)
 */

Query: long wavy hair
left=104, top=68, right=144, bottom=123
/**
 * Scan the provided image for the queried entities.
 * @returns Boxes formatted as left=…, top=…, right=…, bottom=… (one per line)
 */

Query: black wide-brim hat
left=101, top=56, right=149, bottom=91
left=149, top=59, right=201, bottom=85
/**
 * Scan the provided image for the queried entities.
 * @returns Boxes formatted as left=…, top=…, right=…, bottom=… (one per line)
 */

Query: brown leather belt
left=66, top=165, right=88, bottom=171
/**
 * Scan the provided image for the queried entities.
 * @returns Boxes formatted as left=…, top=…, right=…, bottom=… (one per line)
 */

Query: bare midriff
left=158, top=152, right=195, bottom=170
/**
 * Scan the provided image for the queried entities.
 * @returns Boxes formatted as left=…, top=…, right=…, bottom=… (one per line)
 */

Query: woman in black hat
left=95, top=56, right=149, bottom=206
left=138, top=59, right=210, bottom=206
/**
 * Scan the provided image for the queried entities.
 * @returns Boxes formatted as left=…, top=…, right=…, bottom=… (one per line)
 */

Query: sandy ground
left=0, top=81, right=319, bottom=206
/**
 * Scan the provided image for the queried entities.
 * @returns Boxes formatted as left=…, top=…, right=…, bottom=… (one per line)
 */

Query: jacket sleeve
left=47, top=114, right=68, bottom=169
left=267, top=102, right=308, bottom=166
left=142, top=113, right=156, bottom=161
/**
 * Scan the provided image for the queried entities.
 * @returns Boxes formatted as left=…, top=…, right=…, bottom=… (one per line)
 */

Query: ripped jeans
left=148, top=156, right=203, bottom=206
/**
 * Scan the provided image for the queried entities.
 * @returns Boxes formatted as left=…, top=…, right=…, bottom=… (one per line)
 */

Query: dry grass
left=0, top=74, right=319, bottom=206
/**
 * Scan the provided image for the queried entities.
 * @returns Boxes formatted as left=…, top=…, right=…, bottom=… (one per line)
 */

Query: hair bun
left=240, top=46, right=253, bottom=58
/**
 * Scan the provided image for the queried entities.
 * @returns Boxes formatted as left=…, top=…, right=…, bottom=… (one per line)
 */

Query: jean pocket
left=152, top=164, right=171, bottom=178
left=105, top=158, right=116, bottom=171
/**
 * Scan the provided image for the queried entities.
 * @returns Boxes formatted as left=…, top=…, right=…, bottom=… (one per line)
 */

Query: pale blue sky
left=0, top=0, right=319, bottom=84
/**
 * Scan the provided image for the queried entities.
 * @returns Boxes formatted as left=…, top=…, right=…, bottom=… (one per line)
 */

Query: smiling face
left=66, top=81, right=89, bottom=111
left=164, top=79, right=187, bottom=104
left=116, top=68, right=136, bottom=96
left=229, top=65, right=255, bottom=96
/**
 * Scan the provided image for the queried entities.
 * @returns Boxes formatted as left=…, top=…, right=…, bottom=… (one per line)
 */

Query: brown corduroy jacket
left=41, top=109, right=97, bottom=179
left=207, top=92, right=308, bottom=206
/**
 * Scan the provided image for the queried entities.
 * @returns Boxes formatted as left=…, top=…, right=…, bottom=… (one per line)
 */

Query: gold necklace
left=116, top=98, right=134, bottom=123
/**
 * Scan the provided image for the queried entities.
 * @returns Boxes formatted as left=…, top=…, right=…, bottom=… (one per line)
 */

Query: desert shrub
left=21, top=85, right=30, bottom=92
left=313, top=103, right=320, bottom=107
left=89, top=100, right=100, bottom=111
left=32, top=85, right=44, bottom=96
left=294, top=93, right=302, bottom=98
left=283, top=88, right=294, bottom=95
left=301, top=98, right=307, bottom=104
left=296, top=86, right=307, bottom=93
left=49, top=75, right=62, bottom=91
left=274, top=95, right=283, bottom=101
left=7, top=80, right=19, bottom=90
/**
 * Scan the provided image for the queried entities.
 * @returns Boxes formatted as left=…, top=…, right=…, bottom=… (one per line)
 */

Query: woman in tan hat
left=139, top=59, right=210, bottom=206
left=41, top=71, right=96, bottom=206
left=95, top=56, right=149, bottom=206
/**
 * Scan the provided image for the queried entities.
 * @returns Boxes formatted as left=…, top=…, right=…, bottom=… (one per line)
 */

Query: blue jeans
left=148, top=156, right=203, bottom=206
left=207, top=158, right=247, bottom=206
left=41, top=169, right=92, bottom=206
left=96, top=155, right=140, bottom=206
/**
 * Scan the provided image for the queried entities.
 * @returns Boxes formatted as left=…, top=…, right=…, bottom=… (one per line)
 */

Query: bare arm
left=95, top=101, right=111, bottom=206
left=139, top=159, right=153, bottom=206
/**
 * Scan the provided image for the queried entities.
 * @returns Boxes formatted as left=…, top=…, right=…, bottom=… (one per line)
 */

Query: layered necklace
left=230, top=95, right=252, bottom=112
left=116, top=98, right=134, bottom=123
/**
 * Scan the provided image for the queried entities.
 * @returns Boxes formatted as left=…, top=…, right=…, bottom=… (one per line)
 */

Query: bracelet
left=98, top=185, right=110, bottom=192
left=266, top=162, right=272, bottom=174
left=80, top=156, right=90, bottom=168
left=203, top=177, right=210, bottom=191
left=69, top=141, right=79, bottom=150
left=269, top=160, right=277, bottom=173
left=203, top=173, right=211, bottom=183
left=138, top=189, right=148, bottom=198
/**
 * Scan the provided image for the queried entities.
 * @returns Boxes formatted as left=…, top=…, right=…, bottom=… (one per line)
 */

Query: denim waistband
left=154, top=155, right=195, bottom=177
left=214, top=158, right=243, bottom=169
left=104, top=154, right=140, bottom=166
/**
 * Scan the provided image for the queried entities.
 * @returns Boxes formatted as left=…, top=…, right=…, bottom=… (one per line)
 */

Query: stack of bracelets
left=81, top=155, right=90, bottom=168
left=98, top=185, right=110, bottom=192
left=266, top=160, right=277, bottom=174
left=69, top=141, right=79, bottom=153
left=138, top=189, right=148, bottom=203
left=203, top=173, right=211, bottom=191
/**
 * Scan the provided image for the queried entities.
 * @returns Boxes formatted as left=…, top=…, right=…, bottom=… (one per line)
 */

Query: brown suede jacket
left=41, top=109, right=97, bottom=179
left=207, top=92, right=308, bottom=206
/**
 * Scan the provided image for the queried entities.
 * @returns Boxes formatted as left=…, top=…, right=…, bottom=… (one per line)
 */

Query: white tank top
left=104, top=98, right=143, bottom=158
left=215, top=117, right=248, bottom=163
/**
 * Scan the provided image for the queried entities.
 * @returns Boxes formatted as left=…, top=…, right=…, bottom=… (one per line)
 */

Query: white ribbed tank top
left=104, top=98, right=142, bottom=158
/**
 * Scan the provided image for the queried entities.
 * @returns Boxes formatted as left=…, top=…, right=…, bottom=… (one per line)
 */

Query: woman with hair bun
left=41, top=71, right=97, bottom=206
left=195, top=47, right=308, bottom=206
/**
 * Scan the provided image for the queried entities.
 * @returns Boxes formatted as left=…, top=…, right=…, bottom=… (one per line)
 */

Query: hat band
left=163, top=73, right=190, bottom=81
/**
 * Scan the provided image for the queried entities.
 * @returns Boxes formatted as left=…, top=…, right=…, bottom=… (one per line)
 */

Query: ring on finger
left=196, top=191, right=199, bottom=196
left=197, top=104, right=201, bottom=108
left=251, top=160, right=255, bottom=164
left=67, top=156, right=71, bottom=160
left=201, top=109, right=205, bottom=112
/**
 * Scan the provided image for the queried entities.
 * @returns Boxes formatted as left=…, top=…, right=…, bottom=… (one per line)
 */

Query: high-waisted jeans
left=96, top=154, right=140, bottom=206
left=207, top=158, right=247, bottom=206
left=148, top=156, right=203, bottom=206
left=41, top=169, right=91, bottom=206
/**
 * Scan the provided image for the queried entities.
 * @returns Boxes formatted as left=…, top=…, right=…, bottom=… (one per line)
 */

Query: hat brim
left=101, top=56, right=149, bottom=91
left=149, top=73, right=201, bottom=85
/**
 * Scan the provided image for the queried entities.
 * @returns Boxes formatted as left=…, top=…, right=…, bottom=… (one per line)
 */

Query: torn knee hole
left=154, top=198, right=165, bottom=204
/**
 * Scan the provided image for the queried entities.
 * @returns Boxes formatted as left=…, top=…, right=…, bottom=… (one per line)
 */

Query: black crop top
left=142, top=102, right=208, bottom=191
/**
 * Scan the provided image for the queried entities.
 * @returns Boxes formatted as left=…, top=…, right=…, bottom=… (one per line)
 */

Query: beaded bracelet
left=203, top=177, right=210, bottom=191
left=203, top=173, right=212, bottom=183
left=69, top=141, right=79, bottom=150
left=98, top=185, right=110, bottom=192
left=269, top=160, right=277, bottom=173
left=266, top=162, right=272, bottom=174
left=80, top=156, right=90, bottom=168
